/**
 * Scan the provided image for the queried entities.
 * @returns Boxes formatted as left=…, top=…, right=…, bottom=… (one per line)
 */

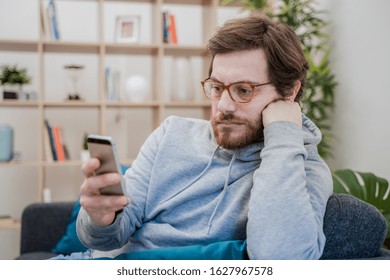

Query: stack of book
left=41, top=0, right=61, bottom=41
left=163, top=11, right=177, bottom=44
left=44, top=120, right=70, bottom=162
left=105, top=67, right=121, bottom=102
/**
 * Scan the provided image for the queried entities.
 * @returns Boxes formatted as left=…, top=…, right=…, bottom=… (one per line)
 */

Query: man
left=77, top=16, right=333, bottom=260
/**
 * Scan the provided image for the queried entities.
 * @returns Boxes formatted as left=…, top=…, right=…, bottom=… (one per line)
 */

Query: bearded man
left=77, top=16, right=332, bottom=260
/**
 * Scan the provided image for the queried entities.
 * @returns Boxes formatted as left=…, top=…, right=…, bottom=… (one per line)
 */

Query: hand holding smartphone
left=87, top=135, right=125, bottom=195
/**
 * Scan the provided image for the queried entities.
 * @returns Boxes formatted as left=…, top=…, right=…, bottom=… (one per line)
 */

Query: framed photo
left=115, top=15, right=140, bottom=43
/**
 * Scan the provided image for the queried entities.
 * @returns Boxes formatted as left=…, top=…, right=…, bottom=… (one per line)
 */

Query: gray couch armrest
left=19, top=201, right=75, bottom=255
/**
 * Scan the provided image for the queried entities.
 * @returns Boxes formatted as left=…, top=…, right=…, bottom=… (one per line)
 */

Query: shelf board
left=0, top=161, right=41, bottom=167
left=105, top=101, right=160, bottom=108
left=104, top=0, right=156, bottom=3
left=44, top=159, right=134, bottom=167
left=44, top=160, right=83, bottom=167
left=43, top=41, right=100, bottom=54
left=164, top=101, right=211, bottom=108
left=0, top=218, right=21, bottom=230
left=43, top=101, right=101, bottom=108
left=105, top=43, right=159, bottom=55
left=164, top=0, right=213, bottom=5
left=0, top=39, right=207, bottom=56
left=0, top=100, right=39, bottom=107
left=0, top=39, right=39, bottom=52
left=163, top=44, right=207, bottom=56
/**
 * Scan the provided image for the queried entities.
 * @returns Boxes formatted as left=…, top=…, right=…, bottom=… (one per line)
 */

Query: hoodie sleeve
left=76, top=117, right=170, bottom=251
left=246, top=121, right=333, bottom=260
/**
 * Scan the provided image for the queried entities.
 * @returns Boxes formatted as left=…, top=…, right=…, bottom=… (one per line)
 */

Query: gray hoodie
left=77, top=115, right=333, bottom=259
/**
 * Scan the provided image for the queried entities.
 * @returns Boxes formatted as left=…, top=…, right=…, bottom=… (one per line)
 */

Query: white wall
left=319, top=0, right=390, bottom=182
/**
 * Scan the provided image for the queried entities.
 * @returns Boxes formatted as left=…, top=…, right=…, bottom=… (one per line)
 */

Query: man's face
left=210, top=49, right=280, bottom=149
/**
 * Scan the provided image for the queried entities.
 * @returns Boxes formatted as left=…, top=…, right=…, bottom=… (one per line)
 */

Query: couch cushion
left=16, top=252, right=59, bottom=260
left=107, top=240, right=248, bottom=260
left=51, top=201, right=88, bottom=255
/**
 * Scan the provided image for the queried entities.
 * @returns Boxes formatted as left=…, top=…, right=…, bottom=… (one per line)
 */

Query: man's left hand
left=262, top=99, right=302, bottom=128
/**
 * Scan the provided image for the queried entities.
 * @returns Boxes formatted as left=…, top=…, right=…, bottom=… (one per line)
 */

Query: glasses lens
left=204, top=81, right=223, bottom=100
left=230, top=83, right=253, bottom=102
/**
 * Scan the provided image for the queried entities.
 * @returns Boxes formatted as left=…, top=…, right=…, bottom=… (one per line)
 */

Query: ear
left=287, top=81, right=301, bottom=102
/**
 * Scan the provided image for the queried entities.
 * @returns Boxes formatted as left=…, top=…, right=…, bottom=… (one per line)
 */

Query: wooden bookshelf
left=0, top=1, right=241, bottom=238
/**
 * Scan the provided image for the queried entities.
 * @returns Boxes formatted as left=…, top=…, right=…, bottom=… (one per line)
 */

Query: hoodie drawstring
left=207, top=149, right=238, bottom=234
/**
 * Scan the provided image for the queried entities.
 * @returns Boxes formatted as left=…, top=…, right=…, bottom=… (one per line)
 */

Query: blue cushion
left=98, top=240, right=248, bottom=260
left=51, top=200, right=87, bottom=255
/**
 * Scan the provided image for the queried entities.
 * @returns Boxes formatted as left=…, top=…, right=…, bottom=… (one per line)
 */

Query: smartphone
left=87, top=135, right=125, bottom=195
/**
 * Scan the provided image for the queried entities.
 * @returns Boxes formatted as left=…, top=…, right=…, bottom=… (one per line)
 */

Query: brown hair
left=207, top=16, right=308, bottom=101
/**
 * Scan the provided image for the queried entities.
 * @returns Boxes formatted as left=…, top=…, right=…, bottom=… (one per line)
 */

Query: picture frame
left=115, top=15, right=140, bottom=43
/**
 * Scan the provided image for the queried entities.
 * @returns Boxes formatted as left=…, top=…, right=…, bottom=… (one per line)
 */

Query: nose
left=217, top=89, right=236, bottom=113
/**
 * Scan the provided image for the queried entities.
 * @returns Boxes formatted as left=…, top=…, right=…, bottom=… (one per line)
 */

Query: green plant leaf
left=333, top=169, right=390, bottom=238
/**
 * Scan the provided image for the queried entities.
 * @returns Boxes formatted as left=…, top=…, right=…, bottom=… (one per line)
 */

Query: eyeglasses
left=201, top=78, right=272, bottom=103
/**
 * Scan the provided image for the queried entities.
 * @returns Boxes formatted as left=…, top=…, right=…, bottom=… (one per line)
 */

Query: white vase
left=125, top=75, right=150, bottom=102
left=171, top=56, right=194, bottom=102
left=80, top=150, right=90, bottom=163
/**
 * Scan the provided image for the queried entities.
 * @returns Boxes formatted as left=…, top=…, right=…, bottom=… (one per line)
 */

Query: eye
left=236, top=84, right=253, bottom=96
left=210, top=83, right=223, bottom=93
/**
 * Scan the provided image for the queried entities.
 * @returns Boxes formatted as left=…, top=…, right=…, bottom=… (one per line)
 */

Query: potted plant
left=80, top=133, right=90, bottom=163
left=0, top=64, right=31, bottom=100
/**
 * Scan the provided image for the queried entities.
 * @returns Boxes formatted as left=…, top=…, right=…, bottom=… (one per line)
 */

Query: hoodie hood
left=301, top=114, right=323, bottom=145
left=208, top=114, right=322, bottom=161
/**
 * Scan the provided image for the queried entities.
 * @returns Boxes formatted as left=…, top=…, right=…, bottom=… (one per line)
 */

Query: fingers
left=80, top=194, right=129, bottom=216
left=79, top=157, right=129, bottom=227
left=80, top=172, right=121, bottom=196
left=262, top=99, right=302, bottom=128
left=81, top=158, right=100, bottom=178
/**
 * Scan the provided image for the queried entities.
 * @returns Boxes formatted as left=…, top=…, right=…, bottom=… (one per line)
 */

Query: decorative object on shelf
left=0, top=124, right=14, bottom=162
left=171, top=56, right=194, bottom=102
left=64, top=64, right=84, bottom=101
left=125, top=75, right=150, bottom=103
left=43, top=188, right=52, bottom=203
left=0, top=64, right=31, bottom=100
left=80, top=133, right=90, bottom=163
left=115, top=15, right=140, bottom=44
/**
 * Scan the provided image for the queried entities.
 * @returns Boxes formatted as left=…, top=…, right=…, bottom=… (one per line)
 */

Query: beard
left=211, top=112, right=264, bottom=150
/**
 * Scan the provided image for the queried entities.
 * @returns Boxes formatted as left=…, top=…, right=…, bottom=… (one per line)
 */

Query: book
left=48, top=0, right=60, bottom=40
left=40, top=1, right=53, bottom=40
left=105, top=67, right=114, bottom=101
left=163, top=11, right=169, bottom=43
left=44, top=120, right=57, bottom=161
left=52, top=125, right=65, bottom=161
left=63, top=144, right=70, bottom=160
left=113, top=71, right=120, bottom=101
left=105, top=67, right=120, bottom=101
left=162, top=11, right=178, bottom=44
left=169, top=13, right=178, bottom=45
left=44, top=121, right=54, bottom=162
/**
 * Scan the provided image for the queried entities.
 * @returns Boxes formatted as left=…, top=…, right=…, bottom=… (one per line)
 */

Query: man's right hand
left=79, top=158, right=129, bottom=227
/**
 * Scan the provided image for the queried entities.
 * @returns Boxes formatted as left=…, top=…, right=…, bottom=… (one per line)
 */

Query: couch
left=15, top=194, right=390, bottom=260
